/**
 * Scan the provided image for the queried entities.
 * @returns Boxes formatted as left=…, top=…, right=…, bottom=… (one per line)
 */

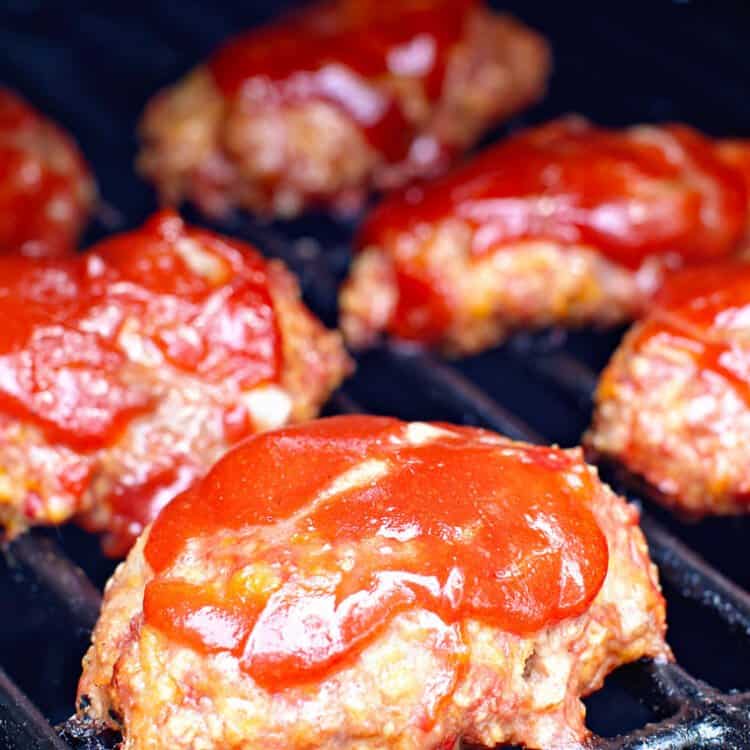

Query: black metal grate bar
left=381, top=345, right=545, bottom=444
left=639, top=512, right=750, bottom=639
left=5, top=535, right=102, bottom=636
left=0, top=668, right=70, bottom=750
left=507, top=343, right=599, bottom=409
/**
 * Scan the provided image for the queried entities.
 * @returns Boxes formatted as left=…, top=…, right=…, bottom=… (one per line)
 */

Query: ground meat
left=0, top=87, right=95, bottom=257
left=341, top=117, right=748, bottom=355
left=586, top=260, right=750, bottom=516
left=77, top=417, right=669, bottom=750
left=0, top=210, right=351, bottom=555
left=137, top=0, right=549, bottom=218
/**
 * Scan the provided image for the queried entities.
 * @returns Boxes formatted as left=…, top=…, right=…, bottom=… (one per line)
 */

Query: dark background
left=1, top=0, right=750, bottom=741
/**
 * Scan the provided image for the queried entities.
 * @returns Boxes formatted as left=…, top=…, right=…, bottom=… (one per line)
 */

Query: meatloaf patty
left=77, top=416, right=669, bottom=750
left=138, top=0, right=549, bottom=218
left=0, top=210, right=351, bottom=554
left=586, top=260, right=750, bottom=516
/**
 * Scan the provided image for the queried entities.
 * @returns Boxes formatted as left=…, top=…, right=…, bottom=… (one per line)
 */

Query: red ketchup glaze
left=98, top=464, right=203, bottom=559
left=357, top=119, right=748, bottom=342
left=632, top=261, right=750, bottom=405
left=209, top=0, right=476, bottom=161
left=0, top=88, right=92, bottom=257
left=0, top=209, right=281, bottom=451
left=389, top=270, right=454, bottom=344
left=144, top=415, right=609, bottom=689
left=716, top=139, right=750, bottom=230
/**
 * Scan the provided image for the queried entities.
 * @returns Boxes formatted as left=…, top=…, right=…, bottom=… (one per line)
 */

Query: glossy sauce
left=716, top=139, right=750, bottom=230
left=633, top=261, right=750, bottom=405
left=144, top=415, right=609, bottom=688
left=0, top=210, right=281, bottom=450
left=98, top=464, right=203, bottom=558
left=0, top=88, right=92, bottom=257
left=209, top=0, right=476, bottom=160
left=357, top=119, right=747, bottom=342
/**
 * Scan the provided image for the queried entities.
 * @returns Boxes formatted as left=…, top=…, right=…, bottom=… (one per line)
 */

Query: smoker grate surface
left=2, top=1, right=750, bottom=748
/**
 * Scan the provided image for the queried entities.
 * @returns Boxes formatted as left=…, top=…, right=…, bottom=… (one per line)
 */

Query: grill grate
left=0, top=666, right=69, bottom=750
left=2, top=1, right=750, bottom=748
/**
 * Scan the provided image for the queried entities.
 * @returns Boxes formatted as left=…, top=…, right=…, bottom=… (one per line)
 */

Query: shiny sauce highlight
left=0, top=210, right=281, bottom=450
left=633, top=261, right=750, bottom=405
left=360, top=119, right=746, bottom=268
left=209, top=0, right=476, bottom=160
left=144, top=415, right=609, bottom=688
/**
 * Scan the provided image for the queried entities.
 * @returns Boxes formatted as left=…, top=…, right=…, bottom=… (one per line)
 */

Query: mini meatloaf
left=137, top=0, right=549, bottom=219
left=0, top=87, right=95, bottom=257
left=586, top=261, right=750, bottom=517
left=341, top=117, right=749, bottom=355
left=0, top=210, right=350, bottom=555
left=77, top=415, right=669, bottom=750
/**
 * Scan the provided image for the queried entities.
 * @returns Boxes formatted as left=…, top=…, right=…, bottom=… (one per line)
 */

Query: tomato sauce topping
left=209, top=0, right=476, bottom=161
left=144, top=415, right=609, bottom=688
left=0, top=210, right=281, bottom=450
left=0, top=88, right=93, bottom=257
left=357, top=119, right=747, bottom=342
left=632, top=261, right=750, bottom=405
